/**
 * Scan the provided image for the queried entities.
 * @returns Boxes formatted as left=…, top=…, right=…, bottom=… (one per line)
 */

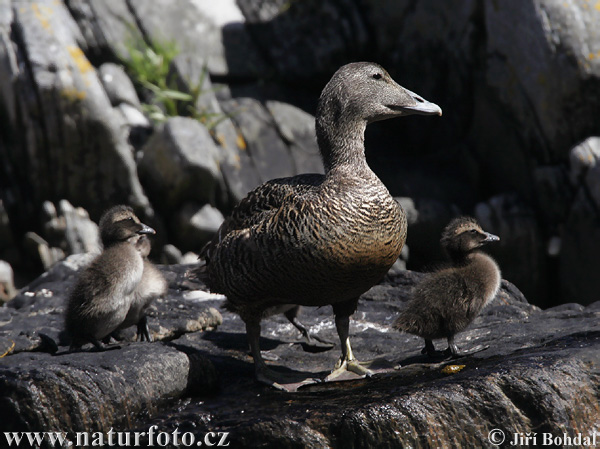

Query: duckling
left=65, top=205, right=156, bottom=350
left=112, top=232, right=167, bottom=342
left=393, top=216, right=501, bottom=357
left=197, top=62, right=442, bottom=390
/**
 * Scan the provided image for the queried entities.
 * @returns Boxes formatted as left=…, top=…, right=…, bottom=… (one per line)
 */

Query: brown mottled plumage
left=198, top=62, right=442, bottom=389
left=65, top=205, right=156, bottom=350
left=393, top=217, right=501, bottom=357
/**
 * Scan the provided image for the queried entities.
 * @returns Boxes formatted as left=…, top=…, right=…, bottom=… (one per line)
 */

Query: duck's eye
left=372, top=72, right=382, bottom=80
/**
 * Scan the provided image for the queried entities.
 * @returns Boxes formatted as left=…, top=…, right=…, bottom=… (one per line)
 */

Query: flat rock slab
left=1, top=264, right=600, bottom=448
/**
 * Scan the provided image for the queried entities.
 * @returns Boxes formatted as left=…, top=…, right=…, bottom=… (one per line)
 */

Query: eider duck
left=113, top=229, right=167, bottom=342
left=65, top=205, right=156, bottom=350
left=393, top=216, right=501, bottom=357
left=197, top=62, right=442, bottom=389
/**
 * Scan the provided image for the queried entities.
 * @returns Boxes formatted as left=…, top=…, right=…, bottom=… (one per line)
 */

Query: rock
left=237, top=0, right=368, bottom=80
left=2, top=260, right=599, bottom=446
left=569, top=137, right=600, bottom=185
left=138, top=117, right=223, bottom=212
left=533, top=165, right=571, bottom=227
left=265, top=100, right=324, bottom=174
left=128, top=0, right=266, bottom=78
left=397, top=197, right=461, bottom=271
left=98, top=62, right=141, bottom=108
left=23, top=232, right=65, bottom=272
left=0, top=200, right=18, bottom=265
left=0, top=260, right=16, bottom=303
left=65, top=0, right=145, bottom=59
left=175, top=203, right=225, bottom=252
left=472, top=0, right=600, bottom=195
left=221, top=97, right=295, bottom=183
left=560, top=188, right=600, bottom=306
left=475, top=194, right=547, bottom=306
left=168, top=57, right=263, bottom=205
left=42, top=200, right=101, bottom=256
left=0, top=0, right=151, bottom=228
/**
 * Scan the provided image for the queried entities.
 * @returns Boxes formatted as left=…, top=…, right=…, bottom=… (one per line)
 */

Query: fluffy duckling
left=112, top=231, right=167, bottom=342
left=65, top=205, right=155, bottom=350
left=197, top=62, right=442, bottom=390
left=393, top=216, right=501, bottom=357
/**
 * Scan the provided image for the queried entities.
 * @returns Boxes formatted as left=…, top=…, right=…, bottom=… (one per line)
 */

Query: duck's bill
left=138, top=224, right=156, bottom=235
left=391, top=88, right=442, bottom=116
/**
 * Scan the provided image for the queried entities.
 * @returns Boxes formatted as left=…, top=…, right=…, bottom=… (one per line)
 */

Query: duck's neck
left=448, top=250, right=485, bottom=267
left=316, top=106, right=369, bottom=174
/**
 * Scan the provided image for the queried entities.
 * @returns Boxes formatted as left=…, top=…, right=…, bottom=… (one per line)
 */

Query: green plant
left=121, top=37, right=228, bottom=129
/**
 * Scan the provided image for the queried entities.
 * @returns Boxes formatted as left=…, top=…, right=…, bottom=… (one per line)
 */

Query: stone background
left=1, top=0, right=600, bottom=307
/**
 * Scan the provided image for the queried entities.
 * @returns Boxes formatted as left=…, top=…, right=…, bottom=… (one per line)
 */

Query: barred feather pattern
left=199, top=165, right=406, bottom=320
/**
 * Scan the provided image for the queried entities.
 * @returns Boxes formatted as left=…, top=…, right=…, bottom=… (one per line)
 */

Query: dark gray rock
left=132, top=273, right=599, bottom=449
left=237, top=0, right=368, bottom=80
left=265, top=100, right=324, bottom=175
left=221, top=97, right=295, bottom=183
left=1, top=260, right=599, bottom=447
left=65, top=0, right=145, bottom=59
left=560, top=188, right=600, bottom=306
left=397, top=197, right=461, bottom=271
left=138, top=117, right=222, bottom=212
left=475, top=194, right=547, bottom=306
left=174, top=203, right=225, bottom=252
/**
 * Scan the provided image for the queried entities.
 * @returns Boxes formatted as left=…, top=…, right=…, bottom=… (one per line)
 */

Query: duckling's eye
left=372, top=72, right=382, bottom=80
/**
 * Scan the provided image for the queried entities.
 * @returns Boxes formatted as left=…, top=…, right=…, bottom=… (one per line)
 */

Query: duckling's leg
left=284, top=306, right=334, bottom=351
left=136, top=315, right=153, bottom=342
left=325, top=299, right=373, bottom=381
left=445, top=335, right=489, bottom=358
left=246, top=319, right=319, bottom=392
left=421, top=339, right=437, bottom=357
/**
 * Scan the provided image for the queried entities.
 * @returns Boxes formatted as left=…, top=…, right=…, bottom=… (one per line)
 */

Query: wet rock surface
left=1, top=263, right=599, bottom=447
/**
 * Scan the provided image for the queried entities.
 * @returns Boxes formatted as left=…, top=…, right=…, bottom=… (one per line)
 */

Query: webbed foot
left=255, top=365, right=321, bottom=392
left=324, top=356, right=373, bottom=382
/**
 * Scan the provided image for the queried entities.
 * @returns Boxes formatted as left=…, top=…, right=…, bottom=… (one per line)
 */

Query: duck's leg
left=284, top=306, right=334, bottom=350
left=136, top=315, right=153, bottom=342
left=421, top=339, right=437, bottom=356
left=325, top=298, right=373, bottom=381
left=444, top=334, right=489, bottom=358
left=246, top=319, right=319, bottom=392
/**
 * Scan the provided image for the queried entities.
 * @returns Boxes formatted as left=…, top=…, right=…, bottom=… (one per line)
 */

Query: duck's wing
left=200, top=173, right=324, bottom=262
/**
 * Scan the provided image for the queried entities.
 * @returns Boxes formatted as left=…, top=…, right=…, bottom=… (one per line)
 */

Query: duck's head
left=318, top=62, right=442, bottom=126
left=99, top=205, right=155, bottom=247
left=441, top=216, right=499, bottom=258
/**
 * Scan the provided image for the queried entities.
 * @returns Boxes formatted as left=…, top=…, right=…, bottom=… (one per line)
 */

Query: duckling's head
left=317, top=62, right=442, bottom=126
left=441, top=216, right=499, bottom=260
left=99, top=205, right=155, bottom=247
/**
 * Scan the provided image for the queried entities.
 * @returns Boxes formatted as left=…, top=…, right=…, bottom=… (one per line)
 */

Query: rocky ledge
left=1, top=259, right=599, bottom=448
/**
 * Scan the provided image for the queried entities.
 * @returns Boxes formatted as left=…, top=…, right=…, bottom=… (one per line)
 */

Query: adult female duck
left=198, top=62, right=442, bottom=390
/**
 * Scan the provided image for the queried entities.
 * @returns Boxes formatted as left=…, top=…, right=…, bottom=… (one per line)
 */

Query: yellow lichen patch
left=0, top=341, right=15, bottom=358
left=236, top=133, right=247, bottom=151
left=595, top=0, right=600, bottom=10
left=215, top=133, right=226, bottom=148
left=67, top=45, right=93, bottom=75
left=31, top=3, right=53, bottom=31
left=588, top=51, right=600, bottom=61
left=441, top=364, right=466, bottom=375
left=61, top=87, right=87, bottom=102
